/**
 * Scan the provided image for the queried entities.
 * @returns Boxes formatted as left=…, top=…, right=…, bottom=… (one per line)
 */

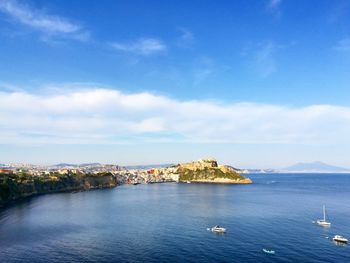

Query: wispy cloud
left=266, top=0, right=282, bottom=18
left=242, top=41, right=281, bottom=78
left=1, top=85, right=350, bottom=145
left=111, top=38, right=166, bottom=56
left=192, top=56, right=215, bottom=85
left=0, top=0, right=89, bottom=41
left=176, top=27, right=195, bottom=48
left=267, top=0, right=281, bottom=9
left=0, top=81, right=24, bottom=92
left=334, top=38, right=350, bottom=52
left=255, top=42, right=278, bottom=77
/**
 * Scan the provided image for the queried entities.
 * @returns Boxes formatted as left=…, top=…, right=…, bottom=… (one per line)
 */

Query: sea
left=0, top=173, right=349, bottom=262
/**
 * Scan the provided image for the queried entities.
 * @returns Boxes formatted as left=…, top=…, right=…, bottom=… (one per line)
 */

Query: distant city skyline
left=1, top=0, right=350, bottom=167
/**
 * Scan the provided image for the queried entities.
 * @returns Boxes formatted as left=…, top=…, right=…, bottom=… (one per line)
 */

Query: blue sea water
left=0, top=173, right=349, bottom=263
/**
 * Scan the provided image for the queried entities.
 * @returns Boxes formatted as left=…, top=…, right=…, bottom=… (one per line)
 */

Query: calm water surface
left=0, top=173, right=350, bottom=262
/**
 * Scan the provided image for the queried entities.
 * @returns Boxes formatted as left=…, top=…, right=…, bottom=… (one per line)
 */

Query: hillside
left=174, top=159, right=252, bottom=184
left=0, top=172, right=118, bottom=207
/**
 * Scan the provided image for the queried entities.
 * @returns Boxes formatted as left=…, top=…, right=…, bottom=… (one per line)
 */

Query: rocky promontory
left=153, top=159, right=252, bottom=184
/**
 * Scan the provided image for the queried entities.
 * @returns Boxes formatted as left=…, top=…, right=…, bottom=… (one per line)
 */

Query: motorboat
left=333, top=235, right=348, bottom=243
left=262, top=248, right=275, bottom=255
left=316, top=205, right=331, bottom=227
left=208, top=225, right=226, bottom=233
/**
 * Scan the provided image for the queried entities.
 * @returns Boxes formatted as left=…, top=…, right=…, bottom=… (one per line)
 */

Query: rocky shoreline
left=183, top=178, right=253, bottom=184
left=0, top=173, right=119, bottom=207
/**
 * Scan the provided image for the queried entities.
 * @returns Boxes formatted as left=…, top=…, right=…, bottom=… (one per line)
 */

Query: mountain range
left=279, top=161, right=350, bottom=173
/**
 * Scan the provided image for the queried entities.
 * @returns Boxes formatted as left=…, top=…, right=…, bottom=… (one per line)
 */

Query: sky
left=0, top=0, right=350, bottom=168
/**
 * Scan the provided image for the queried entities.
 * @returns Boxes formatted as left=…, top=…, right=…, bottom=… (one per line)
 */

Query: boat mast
left=323, top=205, right=326, bottom=221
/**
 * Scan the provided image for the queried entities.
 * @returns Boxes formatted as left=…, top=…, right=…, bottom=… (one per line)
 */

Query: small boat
left=333, top=235, right=348, bottom=243
left=186, top=181, right=191, bottom=184
left=208, top=225, right=226, bottom=233
left=263, top=248, right=275, bottom=255
left=316, top=205, right=331, bottom=227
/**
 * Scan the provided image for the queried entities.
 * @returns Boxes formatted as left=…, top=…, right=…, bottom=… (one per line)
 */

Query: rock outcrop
left=155, top=159, right=252, bottom=184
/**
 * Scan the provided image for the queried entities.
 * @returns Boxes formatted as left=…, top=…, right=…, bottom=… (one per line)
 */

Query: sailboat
left=316, top=205, right=331, bottom=227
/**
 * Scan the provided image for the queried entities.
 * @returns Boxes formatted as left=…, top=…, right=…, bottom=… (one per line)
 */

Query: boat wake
left=266, top=181, right=277, bottom=184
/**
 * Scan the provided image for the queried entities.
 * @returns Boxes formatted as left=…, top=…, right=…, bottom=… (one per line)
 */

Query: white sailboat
left=316, top=205, right=331, bottom=227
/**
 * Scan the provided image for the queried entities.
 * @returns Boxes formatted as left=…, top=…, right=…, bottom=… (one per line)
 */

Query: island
left=0, top=159, right=252, bottom=207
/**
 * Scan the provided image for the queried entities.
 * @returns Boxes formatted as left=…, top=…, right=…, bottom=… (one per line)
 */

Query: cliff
left=0, top=172, right=118, bottom=207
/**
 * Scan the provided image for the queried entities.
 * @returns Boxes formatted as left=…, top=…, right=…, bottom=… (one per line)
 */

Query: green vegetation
left=0, top=180, right=10, bottom=201
left=0, top=171, right=117, bottom=207
left=178, top=167, right=245, bottom=182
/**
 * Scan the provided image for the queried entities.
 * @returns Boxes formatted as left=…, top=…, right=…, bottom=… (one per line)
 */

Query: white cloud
left=111, top=38, right=166, bottom=56
left=1, top=86, right=350, bottom=145
left=0, top=0, right=89, bottom=41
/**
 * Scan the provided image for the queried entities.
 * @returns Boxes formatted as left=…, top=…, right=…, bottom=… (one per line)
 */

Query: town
left=0, top=162, right=180, bottom=185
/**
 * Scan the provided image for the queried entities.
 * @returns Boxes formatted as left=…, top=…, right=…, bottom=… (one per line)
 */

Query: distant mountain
left=280, top=161, right=350, bottom=173
left=79, top=163, right=101, bottom=167
left=53, top=163, right=103, bottom=168
left=54, top=163, right=78, bottom=168
left=125, top=163, right=175, bottom=170
left=244, top=168, right=276, bottom=174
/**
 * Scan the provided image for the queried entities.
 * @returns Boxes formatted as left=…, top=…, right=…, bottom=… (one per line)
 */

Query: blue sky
left=0, top=0, right=350, bottom=167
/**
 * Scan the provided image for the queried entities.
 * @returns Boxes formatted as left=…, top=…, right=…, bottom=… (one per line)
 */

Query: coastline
left=180, top=178, right=252, bottom=184
left=0, top=174, right=119, bottom=208
left=0, top=159, right=253, bottom=208
left=0, top=177, right=252, bottom=209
